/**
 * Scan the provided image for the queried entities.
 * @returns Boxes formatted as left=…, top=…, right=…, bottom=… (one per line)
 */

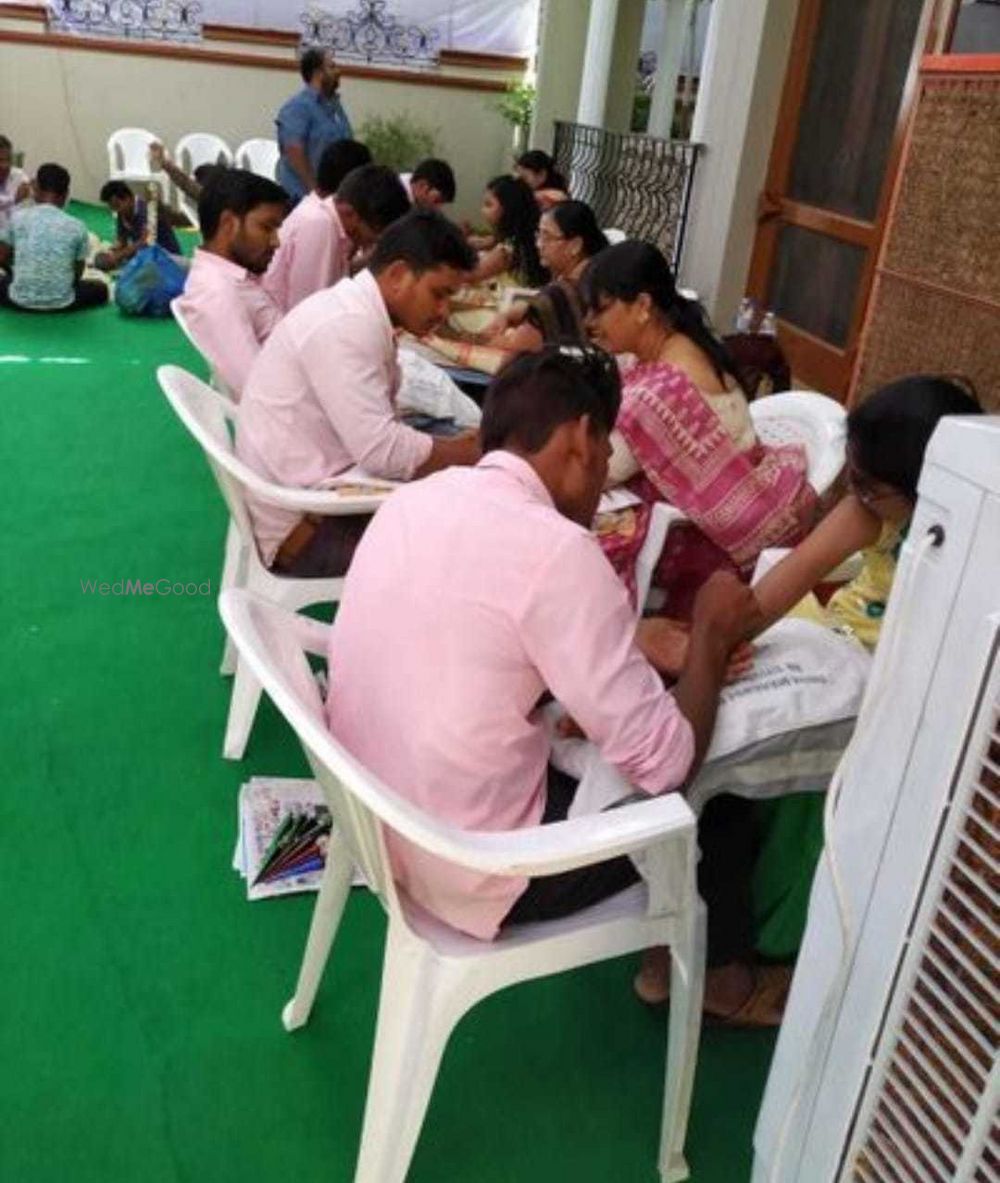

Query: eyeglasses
left=846, top=459, right=904, bottom=509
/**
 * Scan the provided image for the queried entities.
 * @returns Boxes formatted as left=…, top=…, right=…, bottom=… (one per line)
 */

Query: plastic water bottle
left=735, top=297, right=756, bottom=333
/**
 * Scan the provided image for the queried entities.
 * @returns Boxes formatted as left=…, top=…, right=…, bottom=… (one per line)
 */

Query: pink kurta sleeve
left=519, top=531, right=695, bottom=794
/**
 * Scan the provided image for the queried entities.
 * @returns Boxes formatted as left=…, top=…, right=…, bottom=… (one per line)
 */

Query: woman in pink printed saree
left=584, top=242, right=817, bottom=618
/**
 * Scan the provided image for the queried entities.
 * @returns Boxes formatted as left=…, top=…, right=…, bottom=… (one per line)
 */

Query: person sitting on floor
left=174, top=168, right=289, bottom=396
left=148, top=141, right=229, bottom=205
left=264, top=153, right=410, bottom=313
left=324, top=345, right=770, bottom=1030
left=401, top=158, right=457, bottom=209
left=0, top=134, right=30, bottom=236
left=94, top=179, right=182, bottom=270
left=236, top=208, right=481, bottom=578
left=0, top=162, right=108, bottom=312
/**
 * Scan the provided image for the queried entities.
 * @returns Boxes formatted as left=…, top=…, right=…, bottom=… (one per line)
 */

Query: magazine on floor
left=233, top=776, right=363, bottom=901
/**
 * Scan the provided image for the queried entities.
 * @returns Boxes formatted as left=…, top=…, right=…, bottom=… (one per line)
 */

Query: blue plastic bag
left=114, top=244, right=187, bottom=317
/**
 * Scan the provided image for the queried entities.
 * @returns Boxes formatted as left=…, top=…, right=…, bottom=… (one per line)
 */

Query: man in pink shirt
left=237, top=208, right=481, bottom=577
left=400, top=158, right=456, bottom=209
left=174, top=169, right=288, bottom=396
left=326, top=346, right=768, bottom=1019
left=264, top=150, right=410, bottom=312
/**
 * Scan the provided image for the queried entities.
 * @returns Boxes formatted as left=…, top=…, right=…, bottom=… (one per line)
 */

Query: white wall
left=0, top=31, right=517, bottom=220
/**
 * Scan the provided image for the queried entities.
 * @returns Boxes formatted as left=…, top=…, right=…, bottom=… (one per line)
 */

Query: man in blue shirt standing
left=276, top=48, right=353, bottom=202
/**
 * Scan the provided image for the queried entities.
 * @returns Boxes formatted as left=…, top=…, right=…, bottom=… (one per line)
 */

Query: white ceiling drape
left=202, top=0, right=540, bottom=56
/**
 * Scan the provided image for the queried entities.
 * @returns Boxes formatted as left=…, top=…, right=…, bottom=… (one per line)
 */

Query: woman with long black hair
left=470, top=175, right=549, bottom=288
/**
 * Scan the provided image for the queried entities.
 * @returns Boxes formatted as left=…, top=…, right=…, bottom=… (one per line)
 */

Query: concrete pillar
left=604, top=0, right=648, bottom=133
left=577, top=0, right=621, bottom=125
left=678, top=0, right=799, bottom=328
left=647, top=0, right=696, bottom=139
left=531, top=0, right=592, bottom=151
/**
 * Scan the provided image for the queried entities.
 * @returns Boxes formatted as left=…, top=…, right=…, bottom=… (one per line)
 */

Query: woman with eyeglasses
left=582, top=240, right=817, bottom=617
left=485, top=201, right=608, bottom=352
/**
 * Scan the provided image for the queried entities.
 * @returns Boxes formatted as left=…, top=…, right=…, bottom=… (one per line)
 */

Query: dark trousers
left=503, top=767, right=641, bottom=926
left=0, top=274, right=108, bottom=311
left=503, top=769, right=758, bottom=968
left=271, top=514, right=371, bottom=579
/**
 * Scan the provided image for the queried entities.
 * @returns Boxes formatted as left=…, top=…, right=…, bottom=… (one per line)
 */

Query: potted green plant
left=494, top=80, right=536, bottom=155
left=357, top=112, right=438, bottom=173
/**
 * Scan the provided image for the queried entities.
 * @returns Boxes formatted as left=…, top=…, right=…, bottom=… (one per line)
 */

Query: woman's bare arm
left=470, top=243, right=511, bottom=285
left=751, top=493, right=882, bottom=635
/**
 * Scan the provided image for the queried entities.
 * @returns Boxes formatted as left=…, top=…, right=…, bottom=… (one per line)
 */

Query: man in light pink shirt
left=326, top=346, right=762, bottom=1017
left=264, top=152, right=410, bottom=312
left=174, top=168, right=288, bottom=396
left=237, top=208, right=481, bottom=576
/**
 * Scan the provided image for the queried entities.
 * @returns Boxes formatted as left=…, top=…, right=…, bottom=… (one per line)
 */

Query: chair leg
left=354, top=921, right=468, bottom=1183
left=222, top=657, right=262, bottom=760
left=219, top=521, right=244, bottom=676
left=282, top=831, right=355, bottom=1032
left=220, top=633, right=238, bottom=679
left=658, top=898, right=707, bottom=1183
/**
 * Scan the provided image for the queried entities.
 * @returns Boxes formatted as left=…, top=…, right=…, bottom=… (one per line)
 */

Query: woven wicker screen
left=851, top=65, right=1000, bottom=411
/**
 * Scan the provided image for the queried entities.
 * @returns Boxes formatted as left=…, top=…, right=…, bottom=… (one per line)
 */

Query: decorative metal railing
left=552, top=121, right=702, bottom=271
left=300, top=1, right=440, bottom=67
left=47, top=0, right=202, bottom=41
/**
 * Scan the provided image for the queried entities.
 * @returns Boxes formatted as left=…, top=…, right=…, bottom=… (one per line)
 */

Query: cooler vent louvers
left=850, top=680, right=1000, bottom=1183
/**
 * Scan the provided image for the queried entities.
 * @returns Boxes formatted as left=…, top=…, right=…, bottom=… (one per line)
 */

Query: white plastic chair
left=157, top=365, right=389, bottom=760
left=170, top=299, right=244, bottom=677
left=218, top=587, right=707, bottom=1183
left=633, top=390, right=847, bottom=610
left=235, top=138, right=280, bottom=181
left=169, top=297, right=236, bottom=402
left=106, top=127, right=168, bottom=196
left=173, top=133, right=233, bottom=228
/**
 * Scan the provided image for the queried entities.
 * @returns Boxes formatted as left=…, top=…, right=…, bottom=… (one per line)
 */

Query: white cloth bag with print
left=549, top=618, right=871, bottom=818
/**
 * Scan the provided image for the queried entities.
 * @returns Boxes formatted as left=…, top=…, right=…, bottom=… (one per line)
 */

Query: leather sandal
left=703, top=964, right=792, bottom=1028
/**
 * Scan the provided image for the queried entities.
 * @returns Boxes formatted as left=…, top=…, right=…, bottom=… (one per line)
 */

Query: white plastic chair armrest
left=313, top=717, right=696, bottom=878
left=430, top=792, right=696, bottom=878
left=634, top=503, right=687, bottom=612
left=286, top=613, right=333, bottom=658
left=243, top=479, right=389, bottom=517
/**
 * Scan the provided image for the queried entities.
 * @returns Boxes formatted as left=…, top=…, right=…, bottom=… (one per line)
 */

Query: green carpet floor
left=0, top=203, right=778, bottom=1183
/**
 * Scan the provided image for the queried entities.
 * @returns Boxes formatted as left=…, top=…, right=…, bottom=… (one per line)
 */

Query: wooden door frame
left=744, top=0, right=961, bottom=397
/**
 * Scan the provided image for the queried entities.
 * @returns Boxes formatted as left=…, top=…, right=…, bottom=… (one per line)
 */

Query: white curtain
left=202, top=0, right=539, bottom=56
